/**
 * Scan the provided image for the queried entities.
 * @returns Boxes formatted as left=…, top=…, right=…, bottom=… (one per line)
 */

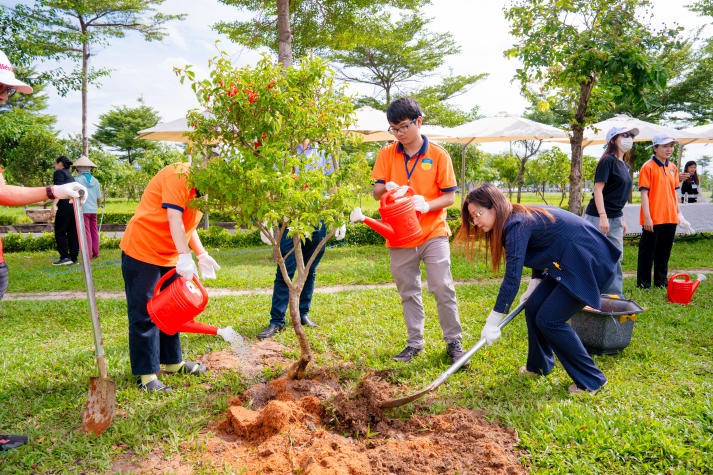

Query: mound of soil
left=119, top=341, right=527, bottom=474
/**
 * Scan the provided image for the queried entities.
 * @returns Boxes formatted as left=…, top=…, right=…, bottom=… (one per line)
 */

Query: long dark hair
left=456, top=183, right=553, bottom=272
left=684, top=160, right=699, bottom=185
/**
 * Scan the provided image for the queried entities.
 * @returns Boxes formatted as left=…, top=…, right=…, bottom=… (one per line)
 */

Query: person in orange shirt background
left=350, top=97, right=466, bottom=366
left=636, top=135, right=693, bottom=289
left=120, top=162, right=221, bottom=393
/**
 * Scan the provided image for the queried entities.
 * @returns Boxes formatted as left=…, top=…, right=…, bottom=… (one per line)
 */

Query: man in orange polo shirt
left=120, top=162, right=221, bottom=393
left=351, top=97, right=465, bottom=365
left=636, top=134, right=693, bottom=289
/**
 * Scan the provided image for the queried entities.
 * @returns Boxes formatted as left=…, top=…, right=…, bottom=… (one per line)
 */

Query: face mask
left=620, top=137, right=634, bottom=152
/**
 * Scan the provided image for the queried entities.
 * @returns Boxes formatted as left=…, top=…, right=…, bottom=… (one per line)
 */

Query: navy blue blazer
left=494, top=206, right=621, bottom=313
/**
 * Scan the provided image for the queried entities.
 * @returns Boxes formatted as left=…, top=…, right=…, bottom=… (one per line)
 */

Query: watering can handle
left=380, top=186, right=415, bottom=206
left=153, top=268, right=178, bottom=297
left=668, top=273, right=690, bottom=284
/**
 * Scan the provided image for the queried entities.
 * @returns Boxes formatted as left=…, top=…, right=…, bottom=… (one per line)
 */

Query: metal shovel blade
left=81, top=373, right=117, bottom=435
left=74, top=193, right=116, bottom=435
left=379, top=302, right=525, bottom=409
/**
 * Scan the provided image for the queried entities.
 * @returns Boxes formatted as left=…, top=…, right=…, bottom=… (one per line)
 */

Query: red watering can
left=362, top=186, right=423, bottom=247
left=147, top=269, right=217, bottom=335
left=667, top=273, right=706, bottom=305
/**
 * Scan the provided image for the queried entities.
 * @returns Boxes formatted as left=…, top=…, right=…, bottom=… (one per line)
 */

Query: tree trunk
left=568, top=77, right=595, bottom=215
left=277, top=0, right=293, bottom=68
left=81, top=37, right=90, bottom=157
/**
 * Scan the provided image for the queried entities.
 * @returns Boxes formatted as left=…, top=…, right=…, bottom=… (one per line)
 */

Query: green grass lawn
left=1, top=237, right=711, bottom=473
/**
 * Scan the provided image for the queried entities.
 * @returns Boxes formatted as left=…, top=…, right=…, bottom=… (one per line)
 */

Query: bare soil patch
left=114, top=340, right=527, bottom=474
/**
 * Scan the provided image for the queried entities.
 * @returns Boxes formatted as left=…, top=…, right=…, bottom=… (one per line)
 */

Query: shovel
left=379, top=302, right=526, bottom=409
left=73, top=191, right=116, bottom=435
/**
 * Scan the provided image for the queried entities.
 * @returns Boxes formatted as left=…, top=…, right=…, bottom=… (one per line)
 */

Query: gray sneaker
left=391, top=346, right=422, bottom=363
left=446, top=340, right=470, bottom=367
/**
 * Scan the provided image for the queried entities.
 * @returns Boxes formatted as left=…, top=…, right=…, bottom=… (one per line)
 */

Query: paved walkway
left=4, top=269, right=710, bottom=302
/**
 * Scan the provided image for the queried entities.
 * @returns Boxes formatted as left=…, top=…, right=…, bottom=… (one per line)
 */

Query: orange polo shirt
left=638, top=157, right=680, bottom=225
left=372, top=136, right=458, bottom=248
left=120, top=162, right=202, bottom=266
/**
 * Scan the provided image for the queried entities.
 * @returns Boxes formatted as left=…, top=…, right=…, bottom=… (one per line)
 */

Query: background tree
left=526, top=146, right=571, bottom=207
left=505, top=0, right=680, bottom=215
left=0, top=109, right=63, bottom=187
left=179, top=55, right=369, bottom=379
left=215, top=0, right=422, bottom=65
left=493, top=153, right=521, bottom=199
left=6, top=1, right=185, bottom=157
left=93, top=100, right=162, bottom=164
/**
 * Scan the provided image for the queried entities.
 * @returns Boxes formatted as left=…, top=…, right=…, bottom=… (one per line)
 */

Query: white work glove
left=176, top=252, right=197, bottom=280
left=679, top=216, right=695, bottom=234
left=520, top=278, right=542, bottom=304
left=481, top=310, right=505, bottom=345
left=350, top=207, right=365, bottom=223
left=197, top=252, right=221, bottom=280
left=259, top=221, right=274, bottom=245
left=412, top=194, right=430, bottom=213
left=335, top=224, right=346, bottom=241
left=385, top=181, right=399, bottom=191
left=54, top=183, right=88, bottom=204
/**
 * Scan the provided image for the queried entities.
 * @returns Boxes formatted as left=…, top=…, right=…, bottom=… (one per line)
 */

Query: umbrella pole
left=460, top=144, right=467, bottom=206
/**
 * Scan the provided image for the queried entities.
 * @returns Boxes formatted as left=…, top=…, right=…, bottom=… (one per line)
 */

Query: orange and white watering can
left=667, top=273, right=706, bottom=305
left=361, top=186, right=423, bottom=247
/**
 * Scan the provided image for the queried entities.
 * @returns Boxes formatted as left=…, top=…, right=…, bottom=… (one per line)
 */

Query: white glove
left=520, top=278, right=542, bottom=304
left=679, top=216, right=695, bottom=234
left=54, top=183, right=88, bottom=204
left=392, top=185, right=410, bottom=199
left=176, top=252, right=197, bottom=280
left=350, top=207, right=365, bottom=223
left=197, top=252, right=221, bottom=280
left=259, top=222, right=273, bottom=245
left=385, top=181, right=399, bottom=191
left=412, top=194, right=430, bottom=213
left=481, top=310, right=505, bottom=345
left=335, top=224, right=346, bottom=241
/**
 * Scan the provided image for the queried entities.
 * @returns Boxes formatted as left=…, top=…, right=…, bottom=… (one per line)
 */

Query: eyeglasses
left=621, top=133, right=634, bottom=138
left=469, top=208, right=488, bottom=225
left=0, top=84, right=16, bottom=98
left=388, top=118, right=417, bottom=136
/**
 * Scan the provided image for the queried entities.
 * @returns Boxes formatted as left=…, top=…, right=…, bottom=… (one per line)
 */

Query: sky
left=13, top=0, right=713, bottom=159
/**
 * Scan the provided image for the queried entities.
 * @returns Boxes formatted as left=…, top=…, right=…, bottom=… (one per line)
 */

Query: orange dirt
left=114, top=340, right=527, bottom=474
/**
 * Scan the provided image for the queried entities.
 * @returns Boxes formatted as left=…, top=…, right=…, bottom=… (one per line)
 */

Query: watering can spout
left=178, top=320, right=218, bottom=335
left=362, top=216, right=397, bottom=241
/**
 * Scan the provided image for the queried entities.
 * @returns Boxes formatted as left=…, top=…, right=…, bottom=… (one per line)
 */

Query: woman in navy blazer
left=457, top=184, right=620, bottom=394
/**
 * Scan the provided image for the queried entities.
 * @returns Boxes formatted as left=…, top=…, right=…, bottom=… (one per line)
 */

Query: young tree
left=93, top=101, right=162, bottom=164
left=7, top=1, right=185, bottom=157
left=526, top=147, right=570, bottom=207
left=505, top=0, right=679, bottom=214
left=178, top=55, right=369, bottom=379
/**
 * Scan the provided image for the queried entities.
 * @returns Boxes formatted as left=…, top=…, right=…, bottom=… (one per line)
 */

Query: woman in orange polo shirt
left=120, top=162, right=220, bottom=393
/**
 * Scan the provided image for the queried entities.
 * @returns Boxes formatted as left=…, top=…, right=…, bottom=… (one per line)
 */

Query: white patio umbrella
left=137, top=116, right=194, bottom=143
left=445, top=112, right=568, bottom=144
left=563, top=114, right=700, bottom=146
left=345, top=106, right=456, bottom=142
left=434, top=113, right=569, bottom=201
left=679, top=123, right=713, bottom=144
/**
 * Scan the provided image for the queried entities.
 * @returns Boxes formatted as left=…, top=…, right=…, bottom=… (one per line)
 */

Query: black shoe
left=257, top=323, right=284, bottom=339
left=391, top=346, right=423, bottom=363
left=137, top=379, right=172, bottom=393
left=52, top=257, right=73, bottom=266
left=301, top=316, right=319, bottom=328
left=0, top=434, right=28, bottom=450
left=446, top=340, right=470, bottom=367
left=172, top=361, right=206, bottom=376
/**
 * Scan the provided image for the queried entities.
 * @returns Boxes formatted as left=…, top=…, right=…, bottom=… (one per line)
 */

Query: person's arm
left=0, top=184, right=53, bottom=207
left=372, top=182, right=387, bottom=200
left=592, top=181, right=610, bottom=234
left=423, top=190, right=455, bottom=212
left=167, top=208, right=190, bottom=254
left=640, top=189, right=653, bottom=232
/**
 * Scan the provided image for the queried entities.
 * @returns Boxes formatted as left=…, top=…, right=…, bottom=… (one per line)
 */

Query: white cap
left=0, top=50, right=33, bottom=94
left=605, top=126, right=639, bottom=144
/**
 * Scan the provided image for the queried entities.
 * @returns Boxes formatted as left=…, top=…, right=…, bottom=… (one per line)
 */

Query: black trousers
left=636, top=223, right=677, bottom=288
left=54, top=199, right=79, bottom=261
